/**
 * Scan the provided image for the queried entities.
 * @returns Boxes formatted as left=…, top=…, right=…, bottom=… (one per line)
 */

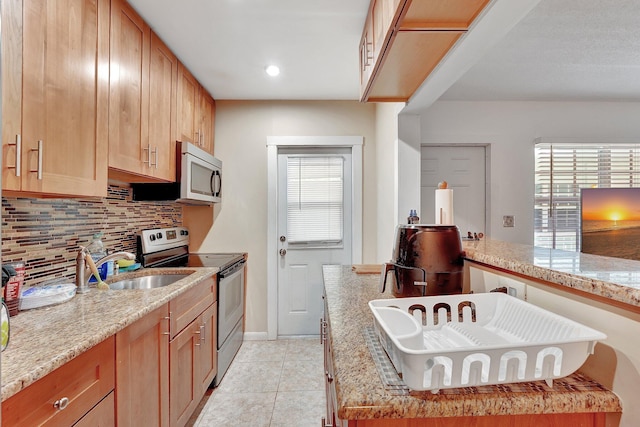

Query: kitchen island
left=322, top=263, right=622, bottom=426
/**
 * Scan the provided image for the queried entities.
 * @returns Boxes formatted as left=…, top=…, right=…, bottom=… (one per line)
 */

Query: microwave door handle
left=216, top=171, right=222, bottom=197
left=209, top=170, right=221, bottom=197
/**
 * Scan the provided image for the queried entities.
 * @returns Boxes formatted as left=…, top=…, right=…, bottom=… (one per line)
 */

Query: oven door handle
left=219, top=260, right=245, bottom=278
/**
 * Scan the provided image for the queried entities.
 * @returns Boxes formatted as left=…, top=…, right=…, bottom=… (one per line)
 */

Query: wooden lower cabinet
left=341, top=413, right=606, bottom=426
left=1, top=336, right=115, bottom=426
left=170, top=302, right=218, bottom=427
left=75, top=391, right=116, bottom=427
left=116, top=304, right=170, bottom=427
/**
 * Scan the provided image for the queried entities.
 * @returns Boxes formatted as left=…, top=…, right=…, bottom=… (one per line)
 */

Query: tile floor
left=192, top=338, right=326, bottom=427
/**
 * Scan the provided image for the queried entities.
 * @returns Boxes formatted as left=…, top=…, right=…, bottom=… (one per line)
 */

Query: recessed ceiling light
left=265, top=65, right=280, bottom=77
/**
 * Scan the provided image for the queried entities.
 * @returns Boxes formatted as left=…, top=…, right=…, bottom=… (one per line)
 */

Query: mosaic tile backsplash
left=2, top=184, right=182, bottom=287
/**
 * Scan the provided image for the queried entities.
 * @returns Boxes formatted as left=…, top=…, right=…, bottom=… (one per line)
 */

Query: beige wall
left=375, top=103, right=404, bottom=261
left=184, top=100, right=378, bottom=334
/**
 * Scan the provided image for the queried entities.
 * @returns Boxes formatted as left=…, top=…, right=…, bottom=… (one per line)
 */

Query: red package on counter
left=4, top=262, right=25, bottom=316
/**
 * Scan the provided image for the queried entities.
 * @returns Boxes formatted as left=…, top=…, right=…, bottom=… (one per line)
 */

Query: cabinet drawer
left=2, top=336, right=115, bottom=426
left=170, top=275, right=216, bottom=338
left=74, top=391, right=115, bottom=427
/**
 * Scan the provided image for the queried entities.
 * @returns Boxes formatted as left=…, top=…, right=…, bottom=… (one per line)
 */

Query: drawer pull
left=30, top=140, right=43, bottom=180
left=163, top=313, right=171, bottom=336
left=7, top=134, right=21, bottom=177
left=53, top=397, right=69, bottom=411
left=194, top=329, right=201, bottom=347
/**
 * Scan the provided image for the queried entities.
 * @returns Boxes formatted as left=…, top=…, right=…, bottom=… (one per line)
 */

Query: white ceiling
left=127, top=0, right=369, bottom=100
left=128, top=0, right=640, bottom=106
left=439, top=0, right=640, bottom=102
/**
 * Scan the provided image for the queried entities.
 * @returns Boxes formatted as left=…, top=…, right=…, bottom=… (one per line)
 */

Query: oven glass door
left=218, top=266, right=244, bottom=347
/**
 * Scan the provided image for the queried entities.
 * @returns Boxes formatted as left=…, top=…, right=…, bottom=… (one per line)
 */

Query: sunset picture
left=581, top=187, right=640, bottom=261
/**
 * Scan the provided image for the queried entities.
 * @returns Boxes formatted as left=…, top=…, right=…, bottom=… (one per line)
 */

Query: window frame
left=534, top=138, right=640, bottom=251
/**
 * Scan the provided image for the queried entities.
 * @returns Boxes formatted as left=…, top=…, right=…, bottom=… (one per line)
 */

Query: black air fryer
left=380, top=225, right=464, bottom=298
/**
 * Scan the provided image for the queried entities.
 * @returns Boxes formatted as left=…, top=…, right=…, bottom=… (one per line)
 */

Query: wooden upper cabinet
left=108, top=0, right=180, bottom=182
left=177, top=63, right=200, bottom=146
left=2, top=0, right=109, bottom=197
left=360, top=0, right=491, bottom=102
left=148, top=31, right=178, bottom=181
left=108, top=0, right=151, bottom=180
left=400, top=0, right=490, bottom=29
left=177, top=62, right=216, bottom=154
left=199, top=91, right=216, bottom=154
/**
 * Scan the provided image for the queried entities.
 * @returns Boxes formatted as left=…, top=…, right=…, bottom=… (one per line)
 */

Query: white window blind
left=287, top=156, right=344, bottom=244
left=534, top=142, right=640, bottom=251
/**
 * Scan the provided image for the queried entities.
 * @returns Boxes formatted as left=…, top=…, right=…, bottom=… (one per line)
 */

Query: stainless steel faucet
left=75, top=247, right=136, bottom=293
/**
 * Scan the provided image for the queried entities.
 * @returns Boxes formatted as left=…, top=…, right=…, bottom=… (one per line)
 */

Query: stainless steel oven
left=137, top=227, right=245, bottom=387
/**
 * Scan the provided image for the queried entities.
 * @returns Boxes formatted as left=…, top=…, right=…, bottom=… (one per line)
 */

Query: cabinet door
left=196, top=302, right=218, bottom=395
left=177, top=63, right=200, bottom=144
left=108, top=0, right=151, bottom=176
left=199, top=90, right=216, bottom=154
left=359, top=9, right=375, bottom=96
left=1, top=0, right=23, bottom=192
left=116, top=304, right=170, bottom=427
left=14, top=0, right=109, bottom=196
left=148, top=31, right=178, bottom=181
left=170, top=321, right=200, bottom=427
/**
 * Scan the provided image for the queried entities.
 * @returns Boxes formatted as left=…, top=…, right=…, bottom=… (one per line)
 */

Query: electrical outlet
left=503, top=215, right=515, bottom=227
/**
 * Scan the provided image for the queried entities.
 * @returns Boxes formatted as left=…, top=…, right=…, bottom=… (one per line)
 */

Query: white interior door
left=421, top=146, right=487, bottom=236
left=277, top=148, right=352, bottom=336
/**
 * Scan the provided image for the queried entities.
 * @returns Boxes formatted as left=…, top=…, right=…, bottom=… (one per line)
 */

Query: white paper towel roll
left=435, top=189, right=454, bottom=225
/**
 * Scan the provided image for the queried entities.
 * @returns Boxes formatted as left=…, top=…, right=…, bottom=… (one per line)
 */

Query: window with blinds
left=534, top=141, right=640, bottom=251
left=287, top=156, right=344, bottom=245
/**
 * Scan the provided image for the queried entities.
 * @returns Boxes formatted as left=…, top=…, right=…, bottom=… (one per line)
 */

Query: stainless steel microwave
left=132, top=142, right=222, bottom=205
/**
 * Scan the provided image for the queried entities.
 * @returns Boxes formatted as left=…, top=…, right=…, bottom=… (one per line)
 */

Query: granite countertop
left=1, top=267, right=218, bottom=401
left=463, top=239, right=640, bottom=308
left=322, top=265, right=621, bottom=421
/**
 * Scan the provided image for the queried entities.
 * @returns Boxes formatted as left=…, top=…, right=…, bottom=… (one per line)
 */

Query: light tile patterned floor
left=194, top=338, right=326, bottom=427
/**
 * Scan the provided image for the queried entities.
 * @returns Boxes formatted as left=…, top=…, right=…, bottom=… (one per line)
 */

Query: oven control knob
left=150, top=235, right=156, bottom=241
left=156, top=232, right=162, bottom=239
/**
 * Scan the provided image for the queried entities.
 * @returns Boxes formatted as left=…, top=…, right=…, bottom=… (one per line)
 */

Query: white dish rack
left=368, top=293, right=606, bottom=392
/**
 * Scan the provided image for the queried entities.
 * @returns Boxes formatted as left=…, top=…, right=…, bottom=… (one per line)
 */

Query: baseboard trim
left=243, top=331, right=270, bottom=341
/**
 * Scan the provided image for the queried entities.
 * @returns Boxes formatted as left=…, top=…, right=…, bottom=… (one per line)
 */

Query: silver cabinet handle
left=200, top=324, right=205, bottom=343
left=194, top=328, right=201, bottom=347
left=163, top=313, right=171, bottom=336
left=30, top=140, right=43, bottom=180
left=53, top=396, right=69, bottom=411
left=143, top=144, right=151, bottom=166
left=151, top=147, right=158, bottom=168
left=8, top=134, right=21, bottom=177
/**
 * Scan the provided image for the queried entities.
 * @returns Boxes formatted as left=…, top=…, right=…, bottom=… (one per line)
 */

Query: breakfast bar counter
left=462, top=239, right=640, bottom=309
left=322, top=264, right=621, bottom=425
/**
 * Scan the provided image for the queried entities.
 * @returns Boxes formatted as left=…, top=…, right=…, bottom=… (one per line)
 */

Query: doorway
left=267, top=136, right=363, bottom=339
left=420, top=145, right=487, bottom=236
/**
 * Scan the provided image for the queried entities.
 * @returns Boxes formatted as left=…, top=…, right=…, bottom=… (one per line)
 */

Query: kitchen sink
left=108, top=274, right=190, bottom=290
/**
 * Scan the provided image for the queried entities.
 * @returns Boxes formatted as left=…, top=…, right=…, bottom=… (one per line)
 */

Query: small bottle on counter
left=407, top=210, right=420, bottom=224
left=86, top=232, right=112, bottom=281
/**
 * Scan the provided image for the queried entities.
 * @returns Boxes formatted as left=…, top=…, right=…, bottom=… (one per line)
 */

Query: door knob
left=279, top=236, right=286, bottom=242
left=279, top=249, right=286, bottom=256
